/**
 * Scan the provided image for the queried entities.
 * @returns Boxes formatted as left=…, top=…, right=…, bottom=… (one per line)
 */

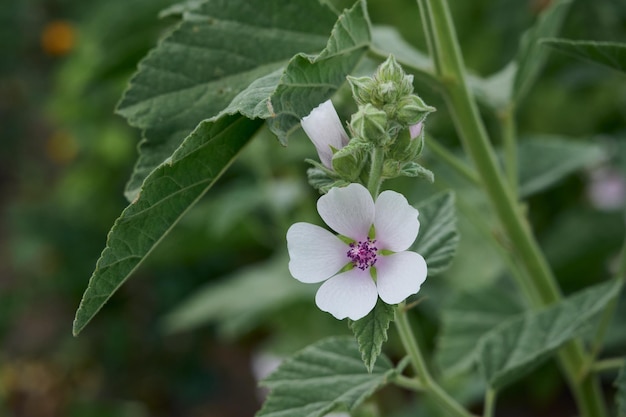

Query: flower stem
left=483, top=388, right=497, bottom=417
left=426, top=135, right=481, bottom=186
left=395, top=305, right=477, bottom=417
left=591, top=358, right=625, bottom=374
left=367, top=146, right=385, bottom=197
left=416, top=0, right=607, bottom=416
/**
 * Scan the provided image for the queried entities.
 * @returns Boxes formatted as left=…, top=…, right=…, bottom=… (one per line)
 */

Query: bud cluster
left=304, top=55, right=436, bottom=193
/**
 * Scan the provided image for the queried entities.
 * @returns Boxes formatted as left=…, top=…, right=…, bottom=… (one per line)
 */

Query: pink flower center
left=347, top=238, right=378, bottom=270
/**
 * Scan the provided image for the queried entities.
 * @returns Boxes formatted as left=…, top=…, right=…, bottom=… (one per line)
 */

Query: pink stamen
left=347, top=238, right=378, bottom=270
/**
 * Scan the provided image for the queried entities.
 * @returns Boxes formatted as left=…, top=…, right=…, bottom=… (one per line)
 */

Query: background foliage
left=1, top=0, right=625, bottom=416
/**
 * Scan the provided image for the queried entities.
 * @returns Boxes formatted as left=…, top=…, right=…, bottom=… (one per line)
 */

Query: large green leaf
left=617, top=363, right=626, bottom=417
left=410, top=191, right=459, bottom=276
left=478, top=279, right=622, bottom=390
left=161, top=255, right=312, bottom=336
left=73, top=1, right=372, bottom=335
left=513, top=0, right=572, bottom=102
left=349, top=301, right=395, bottom=373
left=257, top=336, right=394, bottom=417
left=436, top=284, right=524, bottom=376
left=517, top=135, right=606, bottom=198
left=542, top=39, right=626, bottom=74
left=117, top=0, right=339, bottom=200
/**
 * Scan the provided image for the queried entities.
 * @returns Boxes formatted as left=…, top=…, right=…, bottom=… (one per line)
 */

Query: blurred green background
left=1, top=0, right=625, bottom=416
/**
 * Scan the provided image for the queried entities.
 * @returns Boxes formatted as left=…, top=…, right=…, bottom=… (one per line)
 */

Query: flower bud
left=347, top=75, right=375, bottom=106
left=331, top=140, right=369, bottom=181
left=350, top=104, right=389, bottom=146
left=388, top=124, right=424, bottom=163
left=396, top=95, right=436, bottom=125
left=301, top=100, right=350, bottom=169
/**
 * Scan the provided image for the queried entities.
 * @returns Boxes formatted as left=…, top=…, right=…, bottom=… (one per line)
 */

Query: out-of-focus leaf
left=478, top=279, right=622, bottom=390
left=542, top=39, right=626, bottom=74
left=518, top=135, right=606, bottom=198
left=74, top=1, right=372, bottom=335
left=162, top=255, right=312, bottom=336
left=257, top=337, right=394, bottom=417
left=436, top=284, right=524, bottom=375
left=410, top=191, right=459, bottom=276
left=349, top=301, right=395, bottom=373
left=117, top=0, right=339, bottom=200
left=469, top=63, right=516, bottom=111
left=513, top=0, right=572, bottom=102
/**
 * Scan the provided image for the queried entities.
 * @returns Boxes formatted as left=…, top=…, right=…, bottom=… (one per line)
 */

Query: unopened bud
left=389, top=125, right=424, bottom=163
left=396, top=95, right=436, bottom=125
left=350, top=104, right=389, bottom=146
left=347, top=75, right=375, bottom=105
left=331, top=140, right=369, bottom=181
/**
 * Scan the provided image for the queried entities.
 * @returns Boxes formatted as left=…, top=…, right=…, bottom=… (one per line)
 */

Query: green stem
left=591, top=358, right=626, bottom=374
left=418, top=1, right=607, bottom=416
left=393, top=374, right=425, bottom=392
left=500, top=107, right=518, bottom=196
left=426, top=135, right=481, bottom=186
left=367, top=146, right=385, bottom=197
left=395, top=305, right=477, bottom=417
left=483, top=388, right=497, bottom=417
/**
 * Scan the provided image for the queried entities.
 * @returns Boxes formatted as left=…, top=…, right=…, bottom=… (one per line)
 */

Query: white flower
left=301, top=100, right=350, bottom=169
left=286, top=183, right=427, bottom=320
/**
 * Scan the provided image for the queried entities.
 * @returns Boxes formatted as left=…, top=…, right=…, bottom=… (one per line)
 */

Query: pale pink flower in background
left=301, top=100, right=350, bottom=169
left=286, top=183, right=427, bottom=320
left=409, top=122, right=423, bottom=139
left=587, top=167, right=625, bottom=211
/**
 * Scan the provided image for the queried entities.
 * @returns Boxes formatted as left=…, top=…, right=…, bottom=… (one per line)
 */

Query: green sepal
left=332, top=140, right=370, bottom=181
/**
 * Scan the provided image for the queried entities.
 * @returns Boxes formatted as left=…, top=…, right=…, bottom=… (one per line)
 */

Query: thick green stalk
left=500, top=107, right=518, bottom=195
left=417, top=1, right=607, bottom=416
left=395, top=305, right=476, bottom=417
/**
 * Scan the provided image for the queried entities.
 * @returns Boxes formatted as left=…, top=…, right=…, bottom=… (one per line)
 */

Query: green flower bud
left=331, top=140, right=369, bottom=181
left=350, top=104, right=389, bottom=146
left=396, top=95, right=436, bottom=125
left=388, top=124, right=424, bottom=163
left=376, top=55, right=405, bottom=85
left=347, top=75, right=375, bottom=105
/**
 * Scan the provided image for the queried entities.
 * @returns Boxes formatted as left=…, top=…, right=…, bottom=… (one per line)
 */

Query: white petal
left=301, top=100, right=350, bottom=169
left=287, top=222, right=349, bottom=283
left=376, top=252, right=427, bottom=305
left=374, top=190, right=419, bottom=252
left=317, top=183, right=374, bottom=240
left=315, top=268, right=378, bottom=320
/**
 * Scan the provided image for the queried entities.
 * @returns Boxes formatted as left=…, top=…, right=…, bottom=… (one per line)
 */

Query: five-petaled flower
left=286, top=183, right=427, bottom=320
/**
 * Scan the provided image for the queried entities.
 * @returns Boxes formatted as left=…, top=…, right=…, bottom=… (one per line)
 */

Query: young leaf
left=349, top=301, right=395, bottom=373
left=410, top=191, right=459, bottom=276
left=74, top=1, right=372, bottom=335
left=518, top=135, right=606, bottom=198
left=513, top=0, right=572, bottom=102
left=478, top=279, right=623, bottom=390
left=117, top=0, right=340, bottom=200
left=542, top=39, right=626, bottom=74
left=257, top=336, right=395, bottom=417
left=616, top=363, right=626, bottom=417
left=436, top=284, right=524, bottom=376
left=73, top=115, right=262, bottom=335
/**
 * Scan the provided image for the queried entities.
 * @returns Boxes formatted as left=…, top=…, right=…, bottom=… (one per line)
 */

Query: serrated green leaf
left=117, top=0, right=340, bottom=200
left=542, top=39, right=626, bottom=74
left=74, top=1, right=372, bottom=335
left=616, top=363, right=626, bottom=417
left=436, top=284, right=524, bottom=376
left=513, top=0, right=572, bottom=102
left=257, top=336, right=394, bottom=417
left=161, top=255, right=313, bottom=336
left=478, top=279, right=623, bottom=390
left=349, top=301, right=395, bottom=373
left=518, top=135, right=606, bottom=198
left=73, top=114, right=262, bottom=336
left=410, top=191, right=459, bottom=276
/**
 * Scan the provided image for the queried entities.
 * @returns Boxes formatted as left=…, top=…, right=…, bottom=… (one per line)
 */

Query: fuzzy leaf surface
left=74, top=1, right=372, bottom=335
left=349, top=301, right=395, bottom=373
left=478, top=279, right=622, bottom=390
left=117, top=0, right=339, bottom=200
left=410, top=191, right=459, bottom=276
left=257, top=336, right=394, bottom=417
